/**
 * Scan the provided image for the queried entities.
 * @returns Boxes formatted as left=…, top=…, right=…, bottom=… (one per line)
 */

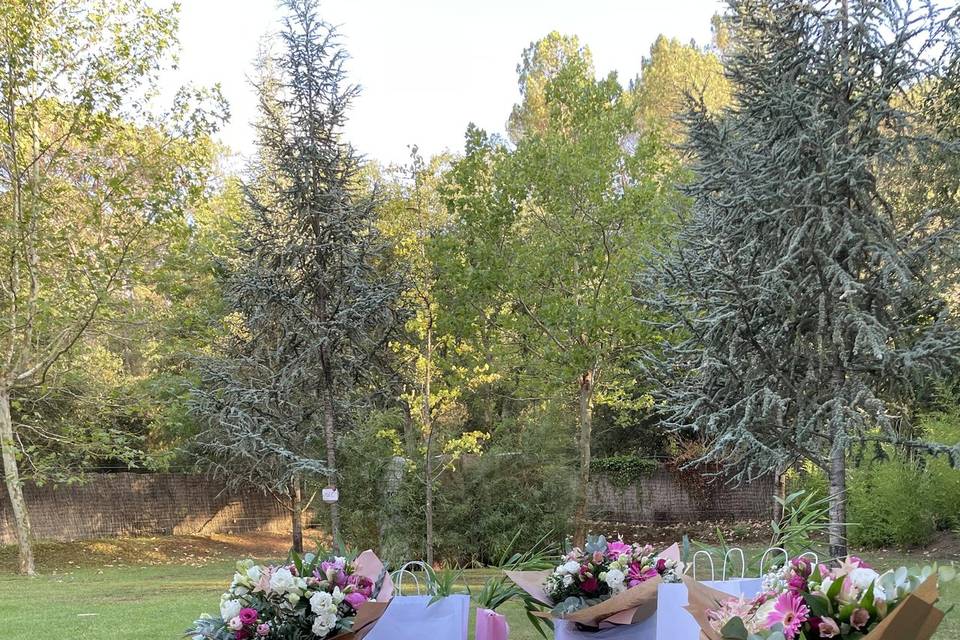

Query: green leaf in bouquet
left=803, top=592, right=831, bottom=618
left=720, top=616, right=749, bottom=640
left=290, top=550, right=303, bottom=576
left=838, top=602, right=855, bottom=622
left=859, top=580, right=877, bottom=616
left=827, top=574, right=844, bottom=601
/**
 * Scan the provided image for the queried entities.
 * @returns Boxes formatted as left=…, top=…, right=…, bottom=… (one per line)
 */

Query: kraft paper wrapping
left=330, top=550, right=395, bottom=640
left=506, top=543, right=680, bottom=628
left=683, top=573, right=943, bottom=640
left=332, top=601, right=391, bottom=640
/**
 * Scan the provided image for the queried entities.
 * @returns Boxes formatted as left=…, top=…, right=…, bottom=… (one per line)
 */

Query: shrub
left=847, top=460, right=938, bottom=547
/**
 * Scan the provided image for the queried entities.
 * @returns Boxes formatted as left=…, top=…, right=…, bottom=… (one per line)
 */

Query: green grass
left=0, top=545, right=955, bottom=639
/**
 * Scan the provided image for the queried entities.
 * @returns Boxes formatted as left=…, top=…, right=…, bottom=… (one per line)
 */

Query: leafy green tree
left=507, top=32, right=594, bottom=143
left=631, top=35, right=731, bottom=145
left=0, top=0, right=223, bottom=575
left=446, top=40, right=669, bottom=544
left=378, top=150, right=491, bottom=565
left=644, top=0, right=960, bottom=559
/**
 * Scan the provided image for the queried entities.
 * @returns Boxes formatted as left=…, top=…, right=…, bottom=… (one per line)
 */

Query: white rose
left=562, top=561, right=581, bottom=575
left=220, top=596, right=242, bottom=622
left=270, top=567, right=297, bottom=594
left=562, top=574, right=574, bottom=587
left=247, top=565, right=262, bottom=582
left=604, top=568, right=626, bottom=593
left=849, top=568, right=880, bottom=591
left=311, top=591, right=334, bottom=614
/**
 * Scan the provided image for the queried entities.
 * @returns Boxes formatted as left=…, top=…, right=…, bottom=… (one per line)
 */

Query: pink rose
left=239, top=608, right=258, bottom=625
left=850, top=608, right=870, bottom=630
left=787, top=575, right=807, bottom=592
left=656, top=558, right=667, bottom=573
left=256, top=624, right=270, bottom=637
left=819, top=617, right=840, bottom=638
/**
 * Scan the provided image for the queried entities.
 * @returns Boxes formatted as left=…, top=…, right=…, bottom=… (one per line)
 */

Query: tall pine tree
left=645, top=0, right=960, bottom=558
left=192, top=0, right=400, bottom=547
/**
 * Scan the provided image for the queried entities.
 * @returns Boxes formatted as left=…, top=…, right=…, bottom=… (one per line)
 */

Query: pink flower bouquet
left=506, top=535, right=683, bottom=628
left=685, top=555, right=949, bottom=640
left=186, top=549, right=393, bottom=640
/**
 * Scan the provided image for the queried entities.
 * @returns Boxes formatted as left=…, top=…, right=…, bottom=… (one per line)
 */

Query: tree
left=378, top=149, right=490, bottom=565
left=644, top=0, right=960, bottom=559
left=507, top=32, right=593, bottom=143
left=0, top=0, right=223, bottom=575
left=446, top=40, right=669, bottom=544
left=197, top=0, right=401, bottom=547
left=631, top=35, right=731, bottom=145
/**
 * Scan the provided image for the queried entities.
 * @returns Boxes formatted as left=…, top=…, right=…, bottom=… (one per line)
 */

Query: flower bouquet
left=685, top=555, right=951, bottom=640
left=186, top=549, right=393, bottom=640
left=506, top=535, right=683, bottom=628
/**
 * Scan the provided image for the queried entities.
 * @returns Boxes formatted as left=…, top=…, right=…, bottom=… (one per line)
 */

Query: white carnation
left=220, top=596, right=242, bottom=622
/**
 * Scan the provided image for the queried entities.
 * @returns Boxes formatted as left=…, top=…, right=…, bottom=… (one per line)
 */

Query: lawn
left=0, top=536, right=956, bottom=639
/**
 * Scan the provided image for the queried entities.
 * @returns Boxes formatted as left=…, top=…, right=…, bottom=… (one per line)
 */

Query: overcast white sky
left=161, top=0, right=725, bottom=166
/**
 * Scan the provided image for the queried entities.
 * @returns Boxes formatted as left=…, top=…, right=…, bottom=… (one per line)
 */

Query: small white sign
left=322, top=487, right=339, bottom=503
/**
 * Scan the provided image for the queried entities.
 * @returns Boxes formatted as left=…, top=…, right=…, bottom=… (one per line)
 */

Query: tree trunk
left=401, top=399, right=417, bottom=459
left=572, top=371, right=594, bottom=547
left=424, top=437, right=435, bottom=567
left=827, top=444, right=848, bottom=559
left=423, top=323, right=435, bottom=567
left=773, top=465, right=788, bottom=524
left=320, top=377, right=341, bottom=548
left=0, top=388, right=35, bottom=576
left=290, top=477, right=303, bottom=554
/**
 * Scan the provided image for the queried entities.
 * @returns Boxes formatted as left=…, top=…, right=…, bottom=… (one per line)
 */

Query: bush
left=847, top=460, right=939, bottom=547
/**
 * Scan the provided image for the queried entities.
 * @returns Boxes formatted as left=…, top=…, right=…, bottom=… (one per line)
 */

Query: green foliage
left=590, top=455, right=659, bottom=486
left=769, top=490, right=831, bottom=555
left=631, top=35, right=732, bottom=144
left=848, top=460, right=943, bottom=548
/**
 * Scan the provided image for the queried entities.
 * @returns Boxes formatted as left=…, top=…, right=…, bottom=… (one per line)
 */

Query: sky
left=161, top=0, right=725, bottom=166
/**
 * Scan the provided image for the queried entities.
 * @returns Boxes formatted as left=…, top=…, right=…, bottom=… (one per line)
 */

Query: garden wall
left=587, top=468, right=774, bottom=524
left=0, top=473, right=294, bottom=545
left=0, top=468, right=774, bottom=545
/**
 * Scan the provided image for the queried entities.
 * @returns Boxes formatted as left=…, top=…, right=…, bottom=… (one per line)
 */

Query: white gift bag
left=364, top=594, right=470, bottom=640
left=655, top=579, right=761, bottom=640
left=555, top=615, right=657, bottom=640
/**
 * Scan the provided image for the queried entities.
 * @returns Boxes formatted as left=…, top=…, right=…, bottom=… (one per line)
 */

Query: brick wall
left=588, top=469, right=774, bottom=524
left=0, top=473, right=294, bottom=545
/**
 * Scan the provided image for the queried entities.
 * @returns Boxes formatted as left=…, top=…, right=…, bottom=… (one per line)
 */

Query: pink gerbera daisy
left=765, top=591, right=809, bottom=640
